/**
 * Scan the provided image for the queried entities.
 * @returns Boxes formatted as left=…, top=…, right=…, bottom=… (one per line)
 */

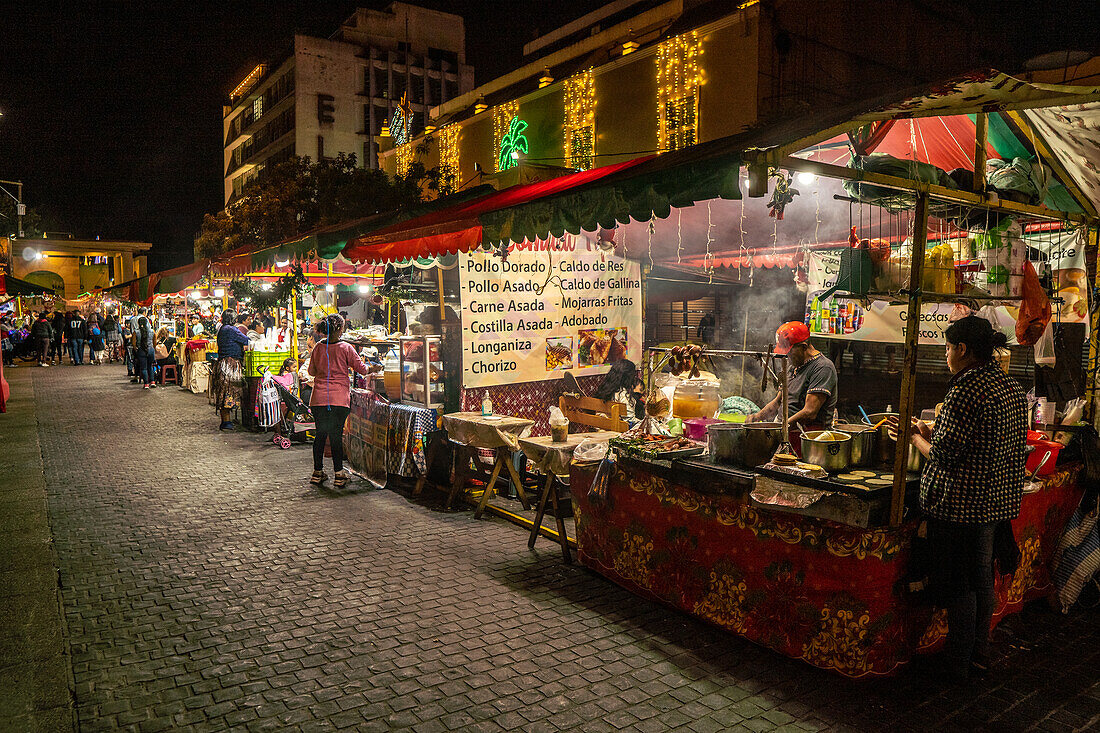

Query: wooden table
left=518, top=431, right=617, bottom=563
left=414, top=411, right=535, bottom=514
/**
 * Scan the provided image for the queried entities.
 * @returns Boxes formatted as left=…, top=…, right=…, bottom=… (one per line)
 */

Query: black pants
left=313, top=405, right=351, bottom=472
left=928, top=518, right=997, bottom=668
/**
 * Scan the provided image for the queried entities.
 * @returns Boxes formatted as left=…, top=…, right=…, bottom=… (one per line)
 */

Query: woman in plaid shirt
left=895, top=316, right=1026, bottom=679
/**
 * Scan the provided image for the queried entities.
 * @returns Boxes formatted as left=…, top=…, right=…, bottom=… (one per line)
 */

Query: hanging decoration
left=389, top=92, right=413, bottom=145
left=493, top=101, right=521, bottom=172
left=437, top=124, right=461, bottom=194
left=564, top=68, right=596, bottom=170
left=228, top=263, right=308, bottom=311
left=657, top=31, right=704, bottom=152
left=767, top=169, right=799, bottom=220
left=497, top=116, right=529, bottom=172
left=394, top=142, right=414, bottom=178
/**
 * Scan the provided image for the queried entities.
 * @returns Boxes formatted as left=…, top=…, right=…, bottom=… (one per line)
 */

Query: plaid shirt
left=920, top=360, right=1027, bottom=524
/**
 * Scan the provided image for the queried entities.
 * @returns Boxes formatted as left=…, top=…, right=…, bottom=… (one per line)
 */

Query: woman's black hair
left=593, top=359, right=639, bottom=401
left=220, top=310, right=235, bottom=326
left=314, top=314, right=344, bottom=342
left=138, top=317, right=150, bottom=351
left=944, top=315, right=1009, bottom=362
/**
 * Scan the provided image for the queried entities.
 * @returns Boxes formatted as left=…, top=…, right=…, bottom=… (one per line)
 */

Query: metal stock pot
left=708, top=422, right=783, bottom=468
left=800, top=430, right=852, bottom=472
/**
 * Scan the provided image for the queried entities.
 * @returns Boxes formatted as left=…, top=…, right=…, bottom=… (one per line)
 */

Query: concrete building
left=2, top=236, right=150, bottom=299
left=222, top=2, right=474, bottom=207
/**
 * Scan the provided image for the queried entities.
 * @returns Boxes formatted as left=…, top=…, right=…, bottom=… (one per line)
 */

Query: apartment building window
left=442, top=77, right=456, bottom=100
left=428, top=75, right=442, bottom=105
left=428, top=47, right=458, bottom=68
left=317, top=135, right=325, bottom=161
left=252, top=96, right=263, bottom=121
left=656, top=31, right=703, bottom=152
left=373, top=66, right=388, bottom=98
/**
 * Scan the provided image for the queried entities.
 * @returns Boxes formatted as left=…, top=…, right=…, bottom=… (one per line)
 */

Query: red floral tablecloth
left=570, top=460, right=1082, bottom=678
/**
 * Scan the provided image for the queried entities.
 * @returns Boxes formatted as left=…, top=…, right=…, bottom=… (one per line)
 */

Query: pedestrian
left=307, top=314, right=374, bottom=488
left=891, top=316, right=1026, bottom=679
left=131, top=316, right=156, bottom=388
left=213, top=310, right=250, bottom=430
left=88, top=316, right=106, bottom=364
left=103, top=312, right=121, bottom=362
left=50, top=310, right=65, bottom=364
left=154, top=326, right=177, bottom=373
left=1, top=316, right=16, bottom=368
left=31, top=311, right=53, bottom=367
left=66, top=310, right=88, bottom=365
left=122, top=316, right=137, bottom=382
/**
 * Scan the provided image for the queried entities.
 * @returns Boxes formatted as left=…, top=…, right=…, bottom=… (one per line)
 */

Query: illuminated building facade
left=222, top=2, right=474, bottom=207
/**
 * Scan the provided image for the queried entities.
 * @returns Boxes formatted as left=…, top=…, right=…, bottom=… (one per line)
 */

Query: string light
left=493, top=101, right=520, bottom=173
left=395, top=142, right=413, bottom=178
left=705, top=200, right=715, bottom=284
left=437, top=124, right=460, bottom=194
left=676, top=207, right=683, bottom=263
left=564, top=68, right=596, bottom=170
left=656, top=31, right=703, bottom=152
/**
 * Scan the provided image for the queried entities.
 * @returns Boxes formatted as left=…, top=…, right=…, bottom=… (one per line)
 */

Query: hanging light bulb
left=189, top=291, right=201, bottom=300
left=214, top=288, right=225, bottom=298
left=358, top=284, right=370, bottom=294
left=261, top=283, right=272, bottom=291
left=325, top=284, right=335, bottom=293
left=797, top=172, right=816, bottom=185
left=275, top=259, right=290, bottom=267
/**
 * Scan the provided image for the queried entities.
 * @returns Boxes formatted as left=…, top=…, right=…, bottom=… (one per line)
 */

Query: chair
left=558, top=394, right=628, bottom=434
left=159, top=363, right=178, bottom=386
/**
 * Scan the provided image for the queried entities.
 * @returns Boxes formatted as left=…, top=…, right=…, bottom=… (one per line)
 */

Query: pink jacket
left=307, top=341, right=368, bottom=407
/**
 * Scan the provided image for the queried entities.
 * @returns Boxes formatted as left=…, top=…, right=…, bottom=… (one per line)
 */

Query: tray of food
left=611, top=435, right=705, bottom=459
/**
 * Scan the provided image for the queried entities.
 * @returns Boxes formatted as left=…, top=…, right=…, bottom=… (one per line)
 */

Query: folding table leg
left=473, top=456, right=505, bottom=519
left=446, top=446, right=470, bottom=510
left=413, top=438, right=441, bottom=496
left=528, top=473, right=555, bottom=549
left=549, top=482, right=572, bottom=564
left=502, top=451, right=532, bottom=510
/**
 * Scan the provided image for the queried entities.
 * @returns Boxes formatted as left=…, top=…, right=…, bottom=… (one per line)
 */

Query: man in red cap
left=747, top=321, right=838, bottom=438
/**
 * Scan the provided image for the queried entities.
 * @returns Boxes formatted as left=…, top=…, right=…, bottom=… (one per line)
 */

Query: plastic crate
left=244, top=350, right=291, bottom=377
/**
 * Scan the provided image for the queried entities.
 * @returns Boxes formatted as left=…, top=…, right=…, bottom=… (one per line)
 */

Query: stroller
left=259, top=369, right=315, bottom=448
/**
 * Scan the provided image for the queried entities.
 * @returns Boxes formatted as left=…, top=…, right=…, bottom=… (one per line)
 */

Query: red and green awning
left=0, top=274, right=57, bottom=296
left=106, top=259, right=210, bottom=306
left=342, top=149, right=744, bottom=263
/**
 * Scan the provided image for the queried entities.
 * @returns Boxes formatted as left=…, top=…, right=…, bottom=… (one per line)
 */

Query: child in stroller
left=269, top=358, right=315, bottom=449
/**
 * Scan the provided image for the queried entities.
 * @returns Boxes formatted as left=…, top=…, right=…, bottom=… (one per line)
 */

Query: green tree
left=0, top=196, right=49, bottom=238
left=196, top=150, right=438, bottom=260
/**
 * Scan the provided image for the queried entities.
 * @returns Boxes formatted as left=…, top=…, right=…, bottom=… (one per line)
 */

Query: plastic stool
left=160, top=363, right=178, bottom=386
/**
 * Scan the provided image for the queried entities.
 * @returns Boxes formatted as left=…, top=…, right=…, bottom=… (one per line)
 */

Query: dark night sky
left=0, top=1, right=596, bottom=270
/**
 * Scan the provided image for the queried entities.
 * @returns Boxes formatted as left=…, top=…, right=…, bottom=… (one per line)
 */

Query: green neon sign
left=497, top=116, right=529, bottom=171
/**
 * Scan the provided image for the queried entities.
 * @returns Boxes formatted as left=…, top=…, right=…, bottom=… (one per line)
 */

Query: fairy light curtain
left=657, top=31, right=704, bottom=153
left=564, top=68, right=596, bottom=171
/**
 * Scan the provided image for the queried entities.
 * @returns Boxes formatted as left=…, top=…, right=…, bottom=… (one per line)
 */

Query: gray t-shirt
left=787, top=353, right=838, bottom=428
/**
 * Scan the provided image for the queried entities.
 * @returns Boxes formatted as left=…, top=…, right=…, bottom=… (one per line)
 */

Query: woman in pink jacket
left=307, top=314, right=373, bottom=488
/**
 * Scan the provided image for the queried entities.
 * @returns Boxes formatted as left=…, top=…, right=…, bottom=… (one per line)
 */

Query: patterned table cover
left=442, top=412, right=534, bottom=450
left=570, top=459, right=1082, bottom=678
left=345, top=390, right=439, bottom=486
left=519, top=431, right=618, bottom=476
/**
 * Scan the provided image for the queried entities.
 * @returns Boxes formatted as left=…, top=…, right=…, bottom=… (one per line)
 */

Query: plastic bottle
left=481, top=391, right=493, bottom=417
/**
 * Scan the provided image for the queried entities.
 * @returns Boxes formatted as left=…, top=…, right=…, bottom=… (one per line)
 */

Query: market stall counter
left=344, top=389, right=440, bottom=488
left=570, top=452, right=1082, bottom=677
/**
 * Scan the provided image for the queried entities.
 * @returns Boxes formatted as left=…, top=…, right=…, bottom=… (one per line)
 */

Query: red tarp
left=342, top=156, right=655, bottom=263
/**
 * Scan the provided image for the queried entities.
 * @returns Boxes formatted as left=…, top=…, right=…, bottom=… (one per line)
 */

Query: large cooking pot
left=801, top=430, right=852, bottom=472
left=834, top=422, right=876, bottom=467
left=708, top=422, right=783, bottom=468
left=862, top=412, right=926, bottom=472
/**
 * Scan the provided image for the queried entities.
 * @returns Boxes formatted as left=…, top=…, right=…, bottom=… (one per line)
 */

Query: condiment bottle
left=481, top=391, right=493, bottom=417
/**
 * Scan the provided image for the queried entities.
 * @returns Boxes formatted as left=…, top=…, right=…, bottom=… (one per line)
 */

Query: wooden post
left=973, top=113, right=988, bottom=194
left=290, top=289, right=299, bottom=367
left=436, top=264, right=445, bottom=322
left=890, top=193, right=929, bottom=526
left=1088, top=226, right=1100, bottom=427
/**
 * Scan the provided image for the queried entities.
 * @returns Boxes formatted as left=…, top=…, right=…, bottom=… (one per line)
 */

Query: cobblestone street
left=4, top=363, right=1100, bottom=732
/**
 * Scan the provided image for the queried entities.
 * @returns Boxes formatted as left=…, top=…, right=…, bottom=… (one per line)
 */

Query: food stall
left=333, top=70, right=1100, bottom=675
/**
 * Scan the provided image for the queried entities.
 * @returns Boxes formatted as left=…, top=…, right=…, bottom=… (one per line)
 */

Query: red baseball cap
left=775, top=321, right=810, bottom=355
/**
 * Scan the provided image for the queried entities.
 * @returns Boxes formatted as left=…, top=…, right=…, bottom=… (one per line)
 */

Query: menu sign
left=459, top=237, right=642, bottom=388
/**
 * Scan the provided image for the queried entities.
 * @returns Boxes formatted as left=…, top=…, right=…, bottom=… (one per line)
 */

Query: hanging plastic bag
left=1016, top=260, right=1051, bottom=346
left=1034, top=320, right=1056, bottom=367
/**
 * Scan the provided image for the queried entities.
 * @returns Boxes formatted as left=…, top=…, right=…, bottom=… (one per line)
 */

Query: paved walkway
left=2, top=363, right=1099, bottom=732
